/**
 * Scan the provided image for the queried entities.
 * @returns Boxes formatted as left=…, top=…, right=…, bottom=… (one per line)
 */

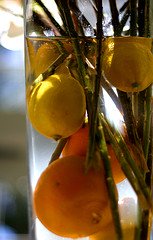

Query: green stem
left=86, top=0, right=103, bottom=169
left=115, top=0, right=130, bottom=35
left=34, top=0, right=67, bottom=36
left=138, top=0, right=146, bottom=36
left=116, top=134, right=152, bottom=209
left=140, top=209, right=152, bottom=239
left=32, top=11, right=51, bottom=34
left=143, top=85, right=152, bottom=159
left=96, top=119, right=123, bottom=240
left=49, top=138, right=68, bottom=164
left=101, top=77, right=123, bottom=114
left=116, top=6, right=130, bottom=35
left=145, top=120, right=153, bottom=189
left=132, top=93, right=139, bottom=121
left=140, top=114, right=153, bottom=239
left=109, top=0, right=120, bottom=35
left=137, top=1, right=152, bottom=237
left=100, top=114, right=152, bottom=210
left=54, top=0, right=70, bottom=35
left=134, top=202, right=142, bottom=240
left=129, top=0, right=138, bottom=36
left=145, top=0, right=150, bottom=37
left=117, top=90, right=140, bottom=145
left=119, top=1, right=129, bottom=13
left=68, top=0, right=96, bottom=36
left=137, top=90, right=145, bottom=142
left=32, top=52, right=69, bottom=85
left=56, top=0, right=92, bottom=116
left=138, top=0, right=150, bottom=37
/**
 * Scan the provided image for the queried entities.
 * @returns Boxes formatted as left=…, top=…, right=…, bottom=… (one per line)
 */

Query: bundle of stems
left=31, top=0, right=153, bottom=239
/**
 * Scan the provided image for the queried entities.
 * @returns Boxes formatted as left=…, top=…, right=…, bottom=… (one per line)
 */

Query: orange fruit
left=34, top=155, right=113, bottom=238
left=102, top=37, right=153, bottom=92
left=62, top=124, right=126, bottom=183
left=27, top=74, right=86, bottom=140
left=89, top=220, right=135, bottom=240
left=62, top=123, right=89, bottom=156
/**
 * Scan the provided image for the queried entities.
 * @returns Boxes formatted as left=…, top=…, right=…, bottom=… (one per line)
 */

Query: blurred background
left=0, top=0, right=29, bottom=239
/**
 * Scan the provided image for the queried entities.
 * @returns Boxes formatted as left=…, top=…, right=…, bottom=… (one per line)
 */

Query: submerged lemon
left=34, top=42, right=60, bottom=77
left=26, top=39, right=36, bottom=78
left=102, top=37, right=153, bottom=92
left=34, top=41, right=73, bottom=77
left=103, top=37, right=152, bottom=51
left=27, top=74, right=86, bottom=139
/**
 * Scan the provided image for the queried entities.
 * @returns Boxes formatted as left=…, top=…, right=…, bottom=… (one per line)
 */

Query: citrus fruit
left=27, top=74, right=86, bottom=140
left=62, top=124, right=126, bottom=184
left=62, top=123, right=89, bottom=156
left=34, top=42, right=60, bottom=77
left=34, top=155, right=113, bottom=238
left=34, top=41, right=73, bottom=77
left=89, top=196, right=137, bottom=240
left=103, top=37, right=152, bottom=51
left=26, top=39, right=35, bottom=78
left=89, top=221, right=135, bottom=240
left=102, top=37, right=153, bottom=92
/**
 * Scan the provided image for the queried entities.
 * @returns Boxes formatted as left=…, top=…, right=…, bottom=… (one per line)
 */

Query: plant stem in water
left=117, top=90, right=140, bottom=145
left=143, top=85, right=152, bottom=160
left=129, top=0, right=137, bottom=36
left=100, top=115, right=152, bottom=210
left=35, top=0, right=67, bottom=35
left=97, top=118, right=123, bottom=240
left=109, top=0, right=120, bottom=35
left=86, top=0, right=103, bottom=169
left=49, top=138, right=68, bottom=163
left=33, top=51, right=69, bottom=85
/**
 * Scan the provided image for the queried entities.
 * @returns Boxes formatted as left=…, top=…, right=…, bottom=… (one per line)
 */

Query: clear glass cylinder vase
left=24, top=1, right=153, bottom=240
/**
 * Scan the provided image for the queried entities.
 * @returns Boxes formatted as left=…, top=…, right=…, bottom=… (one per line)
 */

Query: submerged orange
left=62, top=124, right=126, bottom=184
left=34, top=155, right=113, bottom=238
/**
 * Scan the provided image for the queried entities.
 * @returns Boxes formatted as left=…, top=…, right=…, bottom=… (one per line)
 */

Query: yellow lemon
left=34, top=41, right=73, bottom=77
left=27, top=74, right=86, bottom=139
left=34, top=42, right=60, bottom=77
left=26, top=39, right=36, bottom=78
left=103, top=36, right=152, bottom=51
left=102, top=37, right=153, bottom=92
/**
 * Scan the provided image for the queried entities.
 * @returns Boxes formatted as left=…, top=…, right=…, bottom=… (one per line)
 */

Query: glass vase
left=24, top=1, right=153, bottom=240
